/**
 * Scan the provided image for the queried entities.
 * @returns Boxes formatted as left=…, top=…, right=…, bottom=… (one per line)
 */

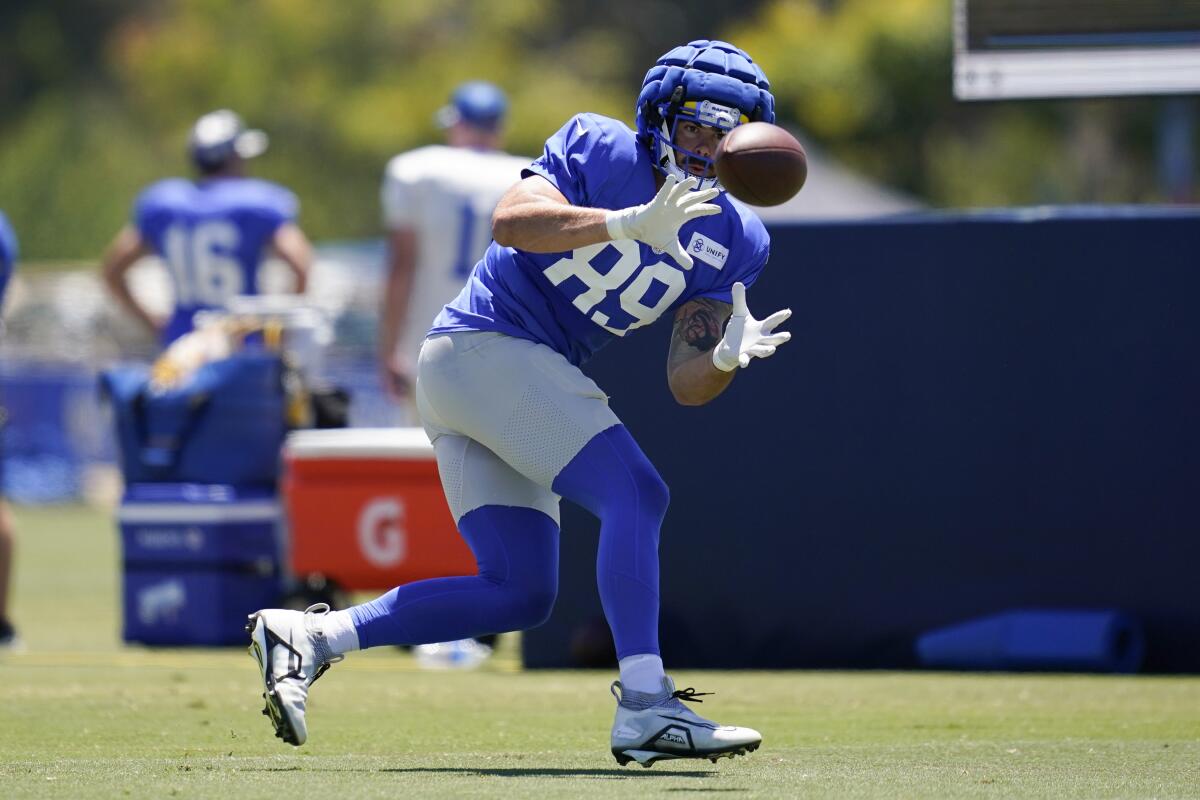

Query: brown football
left=715, top=122, right=807, bottom=206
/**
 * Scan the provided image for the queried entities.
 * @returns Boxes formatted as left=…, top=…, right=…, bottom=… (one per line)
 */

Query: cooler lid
left=284, top=427, right=434, bottom=460
left=124, top=483, right=277, bottom=504
left=120, top=484, right=279, bottom=523
left=118, top=500, right=280, bottom=524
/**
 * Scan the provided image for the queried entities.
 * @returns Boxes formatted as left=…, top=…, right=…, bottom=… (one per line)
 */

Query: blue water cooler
left=119, top=483, right=283, bottom=645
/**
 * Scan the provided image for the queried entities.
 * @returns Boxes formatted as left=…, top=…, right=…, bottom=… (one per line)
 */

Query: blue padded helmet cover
left=635, top=40, right=775, bottom=145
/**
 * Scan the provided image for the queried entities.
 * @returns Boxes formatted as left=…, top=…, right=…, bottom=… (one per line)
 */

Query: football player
left=248, top=41, right=791, bottom=766
left=101, top=110, right=313, bottom=346
left=378, top=81, right=532, bottom=424
left=0, top=210, right=19, bottom=649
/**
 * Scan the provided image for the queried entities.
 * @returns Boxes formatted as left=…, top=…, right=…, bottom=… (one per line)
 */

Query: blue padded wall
left=523, top=207, right=1200, bottom=672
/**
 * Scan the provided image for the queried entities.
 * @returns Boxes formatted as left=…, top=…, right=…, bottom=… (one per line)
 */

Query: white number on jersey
left=162, top=221, right=244, bottom=306
left=452, top=201, right=496, bottom=280
left=542, top=240, right=687, bottom=335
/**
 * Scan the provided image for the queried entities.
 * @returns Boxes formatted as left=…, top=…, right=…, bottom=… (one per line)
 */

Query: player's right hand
left=604, top=175, right=720, bottom=270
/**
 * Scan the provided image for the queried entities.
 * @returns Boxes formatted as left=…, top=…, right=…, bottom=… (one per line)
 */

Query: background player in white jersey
left=377, top=81, right=531, bottom=421
left=248, top=40, right=791, bottom=767
left=101, top=110, right=313, bottom=347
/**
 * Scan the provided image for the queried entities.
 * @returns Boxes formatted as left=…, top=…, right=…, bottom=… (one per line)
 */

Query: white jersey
left=381, top=145, right=531, bottom=368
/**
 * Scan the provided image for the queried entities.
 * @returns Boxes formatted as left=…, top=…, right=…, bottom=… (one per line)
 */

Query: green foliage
left=0, top=92, right=172, bottom=259
left=2, top=0, right=636, bottom=257
left=0, top=0, right=1187, bottom=259
left=730, top=0, right=1177, bottom=208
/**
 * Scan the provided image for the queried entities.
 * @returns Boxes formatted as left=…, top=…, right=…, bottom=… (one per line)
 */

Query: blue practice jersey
left=430, top=113, right=771, bottom=365
left=134, top=177, right=297, bottom=344
left=0, top=210, right=16, bottom=306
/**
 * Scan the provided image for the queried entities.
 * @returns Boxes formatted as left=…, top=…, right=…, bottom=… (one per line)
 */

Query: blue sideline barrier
left=915, top=609, right=1145, bottom=673
left=522, top=206, right=1200, bottom=673
left=0, top=362, right=114, bottom=502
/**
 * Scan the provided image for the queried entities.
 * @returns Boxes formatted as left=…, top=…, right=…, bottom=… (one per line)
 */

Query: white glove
left=605, top=175, right=720, bottom=270
left=712, top=282, right=792, bottom=372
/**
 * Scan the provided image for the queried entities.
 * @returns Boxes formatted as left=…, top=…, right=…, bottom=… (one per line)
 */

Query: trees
left=0, top=0, right=1182, bottom=259
left=1, top=1, right=636, bottom=257
left=732, top=0, right=1175, bottom=208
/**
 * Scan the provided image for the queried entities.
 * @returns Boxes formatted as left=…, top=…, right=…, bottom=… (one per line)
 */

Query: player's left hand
left=711, top=282, right=792, bottom=371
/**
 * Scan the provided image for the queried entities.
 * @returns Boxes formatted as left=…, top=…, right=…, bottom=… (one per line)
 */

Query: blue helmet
left=437, top=81, right=509, bottom=131
left=636, top=40, right=775, bottom=190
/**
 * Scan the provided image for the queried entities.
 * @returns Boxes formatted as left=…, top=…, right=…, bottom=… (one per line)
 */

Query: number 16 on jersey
left=162, top=221, right=245, bottom=306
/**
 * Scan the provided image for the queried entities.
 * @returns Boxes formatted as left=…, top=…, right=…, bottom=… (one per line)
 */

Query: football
left=714, top=122, right=808, bottom=206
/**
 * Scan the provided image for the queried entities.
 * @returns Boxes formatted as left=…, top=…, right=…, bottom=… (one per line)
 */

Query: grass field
left=2, top=505, right=1198, bottom=799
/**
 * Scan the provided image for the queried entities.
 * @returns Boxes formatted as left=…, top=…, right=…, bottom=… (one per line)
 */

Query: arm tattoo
left=666, top=297, right=736, bottom=400
left=669, top=298, right=732, bottom=365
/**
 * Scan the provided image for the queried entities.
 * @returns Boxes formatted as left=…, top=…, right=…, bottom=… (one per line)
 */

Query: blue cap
left=436, top=81, right=508, bottom=130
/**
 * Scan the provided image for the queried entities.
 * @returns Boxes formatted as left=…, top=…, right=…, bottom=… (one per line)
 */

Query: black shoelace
left=670, top=687, right=713, bottom=703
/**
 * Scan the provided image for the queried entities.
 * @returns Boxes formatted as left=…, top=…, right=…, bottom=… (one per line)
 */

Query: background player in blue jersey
left=101, top=110, right=313, bottom=346
left=0, top=211, right=20, bottom=649
left=248, top=41, right=792, bottom=766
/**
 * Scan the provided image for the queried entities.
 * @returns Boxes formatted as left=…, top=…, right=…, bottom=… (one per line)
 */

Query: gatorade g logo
left=357, top=497, right=406, bottom=567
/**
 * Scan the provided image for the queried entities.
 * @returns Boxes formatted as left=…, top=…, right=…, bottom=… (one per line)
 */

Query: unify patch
left=684, top=232, right=730, bottom=270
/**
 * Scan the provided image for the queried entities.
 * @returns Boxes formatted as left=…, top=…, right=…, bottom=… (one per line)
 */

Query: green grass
left=2, top=504, right=1198, bottom=798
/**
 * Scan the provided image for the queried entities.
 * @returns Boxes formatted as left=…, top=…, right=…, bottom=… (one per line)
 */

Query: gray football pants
left=414, top=331, right=622, bottom=524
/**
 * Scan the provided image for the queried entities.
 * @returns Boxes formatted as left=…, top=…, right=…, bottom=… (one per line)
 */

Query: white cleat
left=246, top=603, right=342, bottom=746
left=610, top=677, right=762, bottom=767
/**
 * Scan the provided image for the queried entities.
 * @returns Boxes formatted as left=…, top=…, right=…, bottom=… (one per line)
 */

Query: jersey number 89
left=543, top=240, right=686, bottom=335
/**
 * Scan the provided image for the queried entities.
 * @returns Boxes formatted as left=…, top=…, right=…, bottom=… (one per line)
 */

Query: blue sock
left=348, top=505, right=559, bottom=649
left=552, top=425, right=667, bottom=660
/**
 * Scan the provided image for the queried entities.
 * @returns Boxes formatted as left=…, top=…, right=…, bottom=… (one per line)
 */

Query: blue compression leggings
left=350, top=425, right=667, bottom=659
left=552, top=424, right=667, bottom=659
left=349, top=505, right=559, bottom=648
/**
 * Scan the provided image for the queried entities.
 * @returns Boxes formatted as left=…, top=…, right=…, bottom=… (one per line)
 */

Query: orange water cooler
left=282, top=428, right=475, bottom=591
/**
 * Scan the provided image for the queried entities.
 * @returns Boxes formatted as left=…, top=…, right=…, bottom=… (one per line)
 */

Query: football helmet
left=436, top=81, right=508, bottom=131
left=636, top=40, right=775, bottom=191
